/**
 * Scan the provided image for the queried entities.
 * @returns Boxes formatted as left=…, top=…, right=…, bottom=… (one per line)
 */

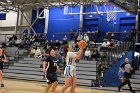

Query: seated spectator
left=55, top=50, right=62, bottom=65
left=77, top=34, right=83, bottom=42
left=103, top=32, right=109, bottom=40
left=9, top=35, right=17, bottom=42
left=30, top=36, right=35, bottom=44
left=83, top=33, right=89, bottom=43
left=84, top=47, right=91, bottom=60
left=100, top=41, right=108, bottom=52
left=34, top=47, right=42, bottom=58
left=59, top=46, right=64, bottom=57
left=110, top=33, right=115, bottom=40
left=55, top=40, right=61, bottom=48
left=109, top=39, right=115, bottom=48
left=1, top=42, right=6, bottom=48
left=63, top=34, right=68, bottom=45
left=15, top=39, right=22, bottom=47
left=9, top=37, right=16, bottom=47
left=106, top=40, right=110, bottom=47
left=18, top=42, right=24, bottom=49
left=90, top=48, right=100, bottom=61
left=12, top=35, right=17, bottom=41
left=48, top=40, right=55, bottom=46
left=30, top=47, right=36, bottom=57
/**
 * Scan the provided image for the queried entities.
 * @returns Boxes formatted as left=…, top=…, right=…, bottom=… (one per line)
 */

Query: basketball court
left=0, top=79, right=129, bottom=93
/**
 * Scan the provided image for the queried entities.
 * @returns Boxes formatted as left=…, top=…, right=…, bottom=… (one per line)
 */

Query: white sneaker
left=99, top=85, right=102, bottom=88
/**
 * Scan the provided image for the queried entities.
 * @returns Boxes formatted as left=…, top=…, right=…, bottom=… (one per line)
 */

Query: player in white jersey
left=61, top=40, right=86, bottom=93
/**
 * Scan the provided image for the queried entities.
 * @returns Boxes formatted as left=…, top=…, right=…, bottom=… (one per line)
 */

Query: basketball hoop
left=105, top=4, right=117, bottom=21
left=107, top=12, right=116, bottom=21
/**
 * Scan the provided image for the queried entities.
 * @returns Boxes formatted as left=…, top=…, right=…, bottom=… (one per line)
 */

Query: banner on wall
left=0, top=13, right=6, bottom=20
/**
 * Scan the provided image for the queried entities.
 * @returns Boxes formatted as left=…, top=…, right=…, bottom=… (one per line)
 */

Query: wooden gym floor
left=0, top=79, right=130, bottom=93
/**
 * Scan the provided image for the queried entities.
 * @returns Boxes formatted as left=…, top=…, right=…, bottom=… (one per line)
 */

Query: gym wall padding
left=31, top=4, right=136, bottom=41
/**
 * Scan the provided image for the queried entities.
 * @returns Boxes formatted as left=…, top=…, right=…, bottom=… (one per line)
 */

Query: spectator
left=12, top=35, right=17, bottom=41
left=97, top=62, right=105, bottom=88
left=109, top=39, right=115, bottom=49
left=55, top=50, right=62, bottom=65
left=110, top=33, right=115, bottom=40
left=34, top=47, right=42, bottom=58
left=15, top=39, right=22, bottom=47
left=63, top=34, right=67, bottom=41
left=83, top=33, right=89, bottom=42
left=84, top=47, right=91, bottom=60
left=1, top=42, right=6, bottom=48
left=95, top=27, right=101, bottom=43
left=59, top=46, right=64, bottom=57
left=103, top=32, right=109, bottom=41
left=90, top=48, right=100, bottom=61
left=77, top=34, right=83, bottom=42
left=100, top=40, right=108, bottom=52
left=30, top=47, right=36, bottom=58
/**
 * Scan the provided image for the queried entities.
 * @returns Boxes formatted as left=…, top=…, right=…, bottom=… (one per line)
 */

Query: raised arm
left=75, top=48, right=83, bottom=60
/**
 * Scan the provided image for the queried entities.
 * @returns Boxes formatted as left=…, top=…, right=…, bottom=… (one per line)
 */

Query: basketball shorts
left=46, top=72, right=58, bottom=84
left=64, top=65, right=76, bottom=77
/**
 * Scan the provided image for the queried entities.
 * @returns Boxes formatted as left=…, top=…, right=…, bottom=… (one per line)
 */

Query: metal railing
left=15, top=50, right=20, bottom=62
left=133, top=55, right=140, bottom=71
left=99, top=32, right=134, bottom=69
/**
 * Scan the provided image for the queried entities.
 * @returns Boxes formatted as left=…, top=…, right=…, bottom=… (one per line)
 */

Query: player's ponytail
left=64, top=45, right=69, bottom=58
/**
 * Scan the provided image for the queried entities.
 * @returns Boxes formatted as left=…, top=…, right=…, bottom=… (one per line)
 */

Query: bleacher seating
left=3, top=57, right=97, bottom=86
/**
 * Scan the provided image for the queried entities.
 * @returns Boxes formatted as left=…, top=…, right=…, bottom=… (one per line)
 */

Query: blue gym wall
left=32, top=4, right=136, bottom=41
left=83, top=4, right=136, bottom=42
left=47, top=6, right=80, bottom=41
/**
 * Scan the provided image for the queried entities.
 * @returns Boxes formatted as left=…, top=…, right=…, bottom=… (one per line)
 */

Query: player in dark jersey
left=43, top=48, right=61, bottom=93
left=0, top=48, right=7, bottom=87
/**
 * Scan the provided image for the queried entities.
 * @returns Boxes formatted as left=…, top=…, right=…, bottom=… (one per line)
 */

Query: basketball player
left=118, top=58, right=135, bottom=93
left=0, top=48, right=7, bottom=87
left=43, top=48, right=61, bottom=93
left=60, top=40, right=86, bottom=93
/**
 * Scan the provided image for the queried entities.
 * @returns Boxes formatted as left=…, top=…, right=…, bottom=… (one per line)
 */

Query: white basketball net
left=107, top=12, right=116, bottom=20
left=105, top=4, right=117, bottom=21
